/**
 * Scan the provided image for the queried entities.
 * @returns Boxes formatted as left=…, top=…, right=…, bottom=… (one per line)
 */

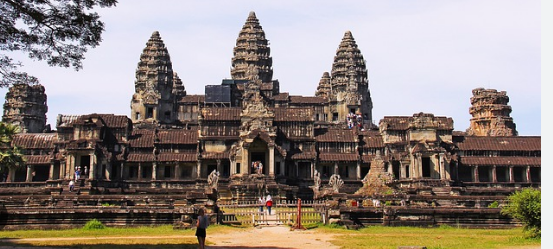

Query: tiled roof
left=272, top=92, right=289, bottom=101
left=201, top=151, right=229, bottom=160
left=127, top=153, right=155, bottom=162
left=316, top=129, right=356, bottom=142
left=456, top=136, right=541, bottom=151
left=319, top=153, right=358, bottom=162
left=460, top=156, right=540, bottom=166
left=179, top=95, right=205, bottom=103
left=23, top=155, right=51, bottom=165
left=201, top=107, right=241, bottom=121
left=273, top=107, right=313, bottom=122
left=158, top=130, right=198, bottom=144
left=56, top=115, right=81, bottom=128
left=362, top=131, right=384, bottom=148
left=158, top=152, right=197, bottom=162
left=129, top=129, right=154, bottom=148
left=379, top=116, right=410, bottom=130
left=67, top=114, right=130, bottom=128
left=289, top=96, right=325, bottom=104
left=380, top=115, right=453, bottom=130
left=12, top=134, right=56, bottom=149
left=289, top=150, right=316, bottom=160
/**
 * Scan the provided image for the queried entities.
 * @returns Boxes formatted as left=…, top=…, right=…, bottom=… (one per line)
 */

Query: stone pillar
left=26, top=165, right=33, bottom=182
left=269, top=146, right=275, bottom=176
left=400, top=162, right=406, bottom=179
left=120, top=162, right=125, bottom=180
left=196, top=161, right=201, bottom=178
left=280, top=162, right=285, bottom=177
left=356, top=161, right=361, bottom=180
left=89, top=153, right=96, bottom=180
left=152, top=162, right=157, bottom=180
left=492, top=165, right=497, bottom=183
left=311, top=161, right=315, bottom=179
left=49, top=162, right=54, bottom=180
left=61, top=161, right=67, bottom=180
left=509, top=166, right=514, bottom=183
left=334, top=162, right=338, bottom=175
left=216, top=159, right=222, bottom=175
left=230, top=161, right=236, bottom=175
left=242, top=148, right=249, bottom=175
left=439, top=154, right=446, bottom=180
left=473, top=166, right=479, bottom=182
left=138, top=163, right=142, bottom=180
left=175, top=163, right=180, bottom=180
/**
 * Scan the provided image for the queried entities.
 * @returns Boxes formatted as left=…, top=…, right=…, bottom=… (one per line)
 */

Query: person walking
left=266, top=194, right=273, bottom=215
left=258, top=196, right=265, bottom=213
left=195, top=208, right=209, bottom=249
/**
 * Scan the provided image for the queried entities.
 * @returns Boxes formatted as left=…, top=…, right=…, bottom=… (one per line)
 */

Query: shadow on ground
left=0, top=242, right=298, bottom=249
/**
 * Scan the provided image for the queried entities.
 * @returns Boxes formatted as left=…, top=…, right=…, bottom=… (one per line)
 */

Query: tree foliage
left=0, top=0, right=118, bottom=87
left=0, top=122, right=25, bottom=180
left=501, top=188, right=541, bottom=238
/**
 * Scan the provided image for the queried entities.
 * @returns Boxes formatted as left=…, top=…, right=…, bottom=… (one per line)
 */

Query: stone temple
left=0, top=12, right=540, bottom=226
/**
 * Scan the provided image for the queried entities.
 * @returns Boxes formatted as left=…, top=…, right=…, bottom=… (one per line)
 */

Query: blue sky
left=0, top=0, right=542, bottom=136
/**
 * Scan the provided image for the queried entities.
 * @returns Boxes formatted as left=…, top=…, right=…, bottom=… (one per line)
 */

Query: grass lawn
left=0, top=224, right=541, bottom=249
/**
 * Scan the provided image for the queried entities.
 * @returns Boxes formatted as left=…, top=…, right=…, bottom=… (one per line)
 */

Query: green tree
left=501, top=188, right=541, bottom=238
left=0, top=122, right=25, bottom=182
left=0, top=0, right=118, bottom=87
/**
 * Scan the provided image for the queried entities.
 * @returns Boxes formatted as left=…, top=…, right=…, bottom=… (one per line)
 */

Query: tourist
left=75, top=168, right=80, bottom=180
left=258, top=196, right=265, bottom=213
left=258, top=162, right=263, bottom=174
left=266, top=194, right=273, bottom=215
left=69, top=180, right=75, bottom=192
left=195, top=208, right=209, bottom=249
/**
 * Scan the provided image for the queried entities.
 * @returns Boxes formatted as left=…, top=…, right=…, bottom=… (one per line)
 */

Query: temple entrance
left=249, top=137, right=269, bottom=175
left=251, top=152, right=266, bottom=174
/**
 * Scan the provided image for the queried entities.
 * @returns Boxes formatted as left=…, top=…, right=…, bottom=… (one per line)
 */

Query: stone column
left=138, top=163, right=142, bottom=180
left=400, top=162, right=406, bottom=179
left=61, top=161, right=67, bottom=180
left=119, top=162, right=123, bottom=180
left=242, top=148, right=249, bottom=175
left=175, top=163, right=180, bottom=180
left=356, top=161, right=361, bottom=180
left=49, top=162, right=55, bottom=180
left=269, top=146, right=275, bottom=176
left=216, top=159, right=222, bottom=175
left=280, top=162, right=285, bottom=177
left=439, top=154, right=446, bottom=180
left=26, top=165, right=33, bottom=182
left=230, top=161, right=236, bottom=175
left=492, top=165, right=497, bottom=183
left=311, top=161, right=315, bottom=179
left=89, top=153, right=96, bottom=180
left=509, top=166, right=514, bottom=183
left=334, top=162, right=338, bottom=175
left=473, top=166, right=479, bottom=182
left=152, top=162, right=157, bottom=180
left=196, top=161, right=202, bottom=178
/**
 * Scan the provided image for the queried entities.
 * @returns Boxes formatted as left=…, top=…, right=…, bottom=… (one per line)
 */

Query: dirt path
left=208, top=225, right=339, bottom=249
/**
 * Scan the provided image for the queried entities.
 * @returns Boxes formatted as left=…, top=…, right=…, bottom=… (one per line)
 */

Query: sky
left=0, top=0, right=542, bottom=136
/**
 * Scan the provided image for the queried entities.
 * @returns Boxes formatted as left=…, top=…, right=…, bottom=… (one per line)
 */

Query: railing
left=218, top=200, right=324, bottom=226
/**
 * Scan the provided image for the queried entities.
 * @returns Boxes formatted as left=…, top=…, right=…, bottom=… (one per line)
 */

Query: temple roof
left=316, top=128, right=357, bottom=142
left=331, top=31, right=368, bottom=87
left=201, top=107, right=241, bottom=121
left=459, top=156, right=540, bottom=166
left=13, top=133, right=56, bottom=149
left=273, top=107, right=313, bottom=122
left=456, top=136, right=541, bottom=151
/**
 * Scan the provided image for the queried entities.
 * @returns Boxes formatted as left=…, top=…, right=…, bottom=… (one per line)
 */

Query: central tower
left=230, top=11, right=273, bottom=83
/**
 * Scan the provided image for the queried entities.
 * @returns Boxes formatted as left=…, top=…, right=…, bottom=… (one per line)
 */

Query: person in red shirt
left=266, top=194, right=273, bottom=215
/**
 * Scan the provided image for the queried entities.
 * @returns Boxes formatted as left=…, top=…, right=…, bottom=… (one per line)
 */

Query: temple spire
left=231, top=11, right=273, bottom=83
left=130, top=31, right=177, bottom=124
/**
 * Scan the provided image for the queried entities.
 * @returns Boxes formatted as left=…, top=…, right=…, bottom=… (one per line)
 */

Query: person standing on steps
left=266, top=194, right=273, bottom=215
left=195, top=207, right=209, bottom=249
left=69, top=180, right=75, bottom=192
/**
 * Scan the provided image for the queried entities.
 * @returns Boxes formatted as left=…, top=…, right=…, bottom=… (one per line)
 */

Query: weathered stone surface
left=467, top=88, right=518, bottom=136
left=2, top=83, right=48, bottom=133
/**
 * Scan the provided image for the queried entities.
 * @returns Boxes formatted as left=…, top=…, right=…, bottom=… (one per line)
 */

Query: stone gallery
left=0, top=11, right=540, bottom=229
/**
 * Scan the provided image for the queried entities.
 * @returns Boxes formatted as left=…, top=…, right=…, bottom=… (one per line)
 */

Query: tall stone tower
left=2, top=83, right=48, bottom=133
left=231, top=11, right=273, bottom=83
left=318, top=31, right=373, bottom=126
left=130, top=31, right=179, bottom=125
left=466, top=88, right=518, bottom=136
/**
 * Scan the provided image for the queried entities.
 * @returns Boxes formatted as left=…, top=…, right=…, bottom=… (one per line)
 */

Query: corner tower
left=2, top=83, right=48, bottom=133
left=466, top=88, right=518, bottom=136
left=231, top=11, right=273, bottom=83
left=130, top=31, right=178, bottom=125
left=327, top=31, right=373, bottom=126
